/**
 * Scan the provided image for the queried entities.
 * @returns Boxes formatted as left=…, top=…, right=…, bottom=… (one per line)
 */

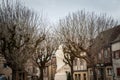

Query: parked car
left=0, top=74, right=7, bottom=80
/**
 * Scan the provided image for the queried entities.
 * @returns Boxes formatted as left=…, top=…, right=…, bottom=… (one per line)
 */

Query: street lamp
left=80, top=52, right=86, bottom=56
left=96, top=63, right=104, bottom=80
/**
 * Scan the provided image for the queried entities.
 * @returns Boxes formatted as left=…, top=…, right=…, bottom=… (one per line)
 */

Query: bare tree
left=0, top=0, right=45, bottom=80
left=33, top=32, right=58, bottom=80
left=55, top=10, right=118, bottom=80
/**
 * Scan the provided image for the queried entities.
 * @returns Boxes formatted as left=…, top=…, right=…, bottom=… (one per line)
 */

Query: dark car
left=0, top=74, right=7, bottom=80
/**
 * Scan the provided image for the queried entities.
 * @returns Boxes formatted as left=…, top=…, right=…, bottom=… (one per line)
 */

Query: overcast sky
left=10, top=0, right=120, bottom=23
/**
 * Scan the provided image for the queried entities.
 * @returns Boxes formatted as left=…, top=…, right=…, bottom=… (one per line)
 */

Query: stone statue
left=56, top=45, right=65, bottom=71
left=54, top=45, right=70, bottom=80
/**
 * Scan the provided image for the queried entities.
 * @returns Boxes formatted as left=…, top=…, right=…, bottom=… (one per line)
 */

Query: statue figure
left=54, top=45, right=70, bottom=80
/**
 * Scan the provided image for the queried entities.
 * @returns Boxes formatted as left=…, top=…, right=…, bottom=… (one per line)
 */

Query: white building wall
left=73, top=58, right=87, bottom=71
left=112, top=42, right=120, bottom=80
left=112, top=42, right=120, bottom=51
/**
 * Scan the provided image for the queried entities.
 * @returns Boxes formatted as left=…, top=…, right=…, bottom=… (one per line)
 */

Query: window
left=74, top=74, right=81, bottom=80
left=90, top=70, right=93, bottom=80
left=104, top=50, right=108, bottom=58
left=107, top=68, right=112, bottom=76
left=98, top=53, right=102, bottom=60
left=80, top=61, right=84, bottom=65
left=117, top=68, right=120, bottom=76
left=74, top=59, right=77, bottom=66
left=83, top=74, right=86, bottom=80
left=114, top=50, right=120, bottom=59
left=90, top=70, right=93, bottom=75
left=108, top=48, right=111, bottom=56
left=78, top=74, right=81, bottom=80
left=80, top=59, right=87, bottom=70
left=75, top=74, right=77, bottom=80
left=80, top=61, right=84, bottom=70
left=97, top=69, right=101, bottom=75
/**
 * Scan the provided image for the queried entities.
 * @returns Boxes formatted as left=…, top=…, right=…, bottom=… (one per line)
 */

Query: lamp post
left=80, top=52, right=86, bottom=56
left=96, top=63, right=104, bottom=80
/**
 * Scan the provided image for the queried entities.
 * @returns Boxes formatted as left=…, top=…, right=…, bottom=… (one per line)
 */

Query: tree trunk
left=38, top=67, right=44, bottom=80
left=12, top=69, right=17, bottom=80
left=70, top=65, right=74, bottom=80
left=93, top=67, right=97, bottom=80
left=12, top=68, right=26, bottom=80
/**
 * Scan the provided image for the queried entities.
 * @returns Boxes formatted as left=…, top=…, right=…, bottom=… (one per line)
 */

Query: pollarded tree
left=55, top=10, right=118, bottom=80
left=0, top=0, right=45, bottom=80
left=33, top=32, right=58, bottom=80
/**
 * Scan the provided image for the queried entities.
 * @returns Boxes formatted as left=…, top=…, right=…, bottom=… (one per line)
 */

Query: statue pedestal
left=55, top=73, right=67, bottom=80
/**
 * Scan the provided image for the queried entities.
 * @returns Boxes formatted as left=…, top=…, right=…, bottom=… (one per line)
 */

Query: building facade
left=24, top=59, right=40, bottom=80
left=111, top=34, right=120, bottom=80
left=95, top=46, right=113, bottom=80
left=88, top=25, right=120, bottom=80
left=73, top=58, right=88, bottom=80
